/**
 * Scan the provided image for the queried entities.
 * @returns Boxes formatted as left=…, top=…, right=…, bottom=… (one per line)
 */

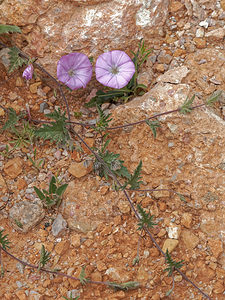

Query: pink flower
left=95, top=50, right=135, bottom=89
left=57, top=53, right=92, bottom=90
left=22, top=64, right=34, bottom=80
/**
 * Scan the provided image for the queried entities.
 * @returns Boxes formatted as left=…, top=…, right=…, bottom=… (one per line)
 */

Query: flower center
left=68, top=69, right=76, bottom=77
left=110, top=66, right=119, bottom=75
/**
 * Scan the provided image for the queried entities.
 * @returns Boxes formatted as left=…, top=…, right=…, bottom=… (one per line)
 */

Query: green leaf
left=94, top=105, right=112, bottom=135
left=179, top=95, right=195, bottom=114
left=35, top=110, right=70, bottom=144
left=164, top=249, right=184, bottom=276
left=2, top=108, right=22, bottom=131
left=0, top=230, right=11, bottom=250
left=0, top=24, right=21, bottom=34
left=79, top=266, right=88, bottom=285
left=14, top=219, right=23, bottom=229
left=8, top=46, right=27, bottom=73
left=49, top=176, right=57, bottom=194
left=145, top=120, right=161, bottom=138
left=137, top=204, right=157, bottom=231
left=206, top=91, right=222, bottom=106
left=123, top=160, right=144, bottom=190
left=34, top=187, right=45, bottom=201
left=108, top=281, right=140, bottom=291
left=38, top=245, right=51, bottom=271
left=56, top=184, right=68, bottom=196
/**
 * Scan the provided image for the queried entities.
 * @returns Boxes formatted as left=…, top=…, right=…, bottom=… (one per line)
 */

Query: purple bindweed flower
left=57, top=53, right=92, bottom=90
left=95, top=50, right=135, bottom=89
left=22, top=64, right=34, bottom=80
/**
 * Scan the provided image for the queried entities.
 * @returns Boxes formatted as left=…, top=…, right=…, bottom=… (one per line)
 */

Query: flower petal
left=57, top=52, right=92, bottom=90
left=22, top=64, right=34, bottom=80
left=95, top=50, right=135, bottom=89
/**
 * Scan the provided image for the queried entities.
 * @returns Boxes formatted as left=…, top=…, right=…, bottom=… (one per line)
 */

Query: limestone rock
left=162, top=239, right=179, bottom=253
left=0, top=0, right=169, bottom=75
left=181, top=230, right=199, bottom=249
left=156, top=66, right=190, bottom=84
left=52, top=214, right=67, bottom=237
left=205, top=28, right=225, bottom=40
left=4, top=157, right=23, bottom=179
left=68, top=160, right=93, bottom=178
left=9, top=199, right=45, bottom=233
left=207, top=239, right=223, bottom=259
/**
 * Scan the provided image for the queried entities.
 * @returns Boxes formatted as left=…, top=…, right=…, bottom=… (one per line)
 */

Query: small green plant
left=164, top=249, right=184, bottom=277
left=79, top=266, right=89, bottom=285
left=85, top=39, right=152, bottom=107
left=122, top=160, right=144, bottom=190
left=27, top=149, right=44, bottom=171
left=108, top=281, right=140, bottom=291
left=34, top=175, right=68, bottom=209
left=179, top=95, right=195, bottom=114
left=1, top=145, right=12, bottom=159
left=145, top=120, right=161, bottom=138
left=137, top=204, right=157, bottom=231
left=0, top=230, right=11, bottom=250
left=93, top=105, right=112, bottom=136
left=35, top=109, right=70, bottom=144
left=94, top=138, right=131, bottom=180
left=0, top=24, right=22, bottom=34
left=63, top=293, right=79, bottom=300
left=38, top=245, right=51, bottom=271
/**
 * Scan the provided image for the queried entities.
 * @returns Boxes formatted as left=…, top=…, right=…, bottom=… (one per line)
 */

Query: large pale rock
left=110, top=77, right=225, bottom=246
left=0, top=0, right=169, bottom=74
left=181, top=230, right=199, bottom=249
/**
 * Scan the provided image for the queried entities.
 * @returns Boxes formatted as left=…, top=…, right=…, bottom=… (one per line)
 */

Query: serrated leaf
left=0, top=230, right=11, bottom=250
left=123, top=160, right=144, bottom=190
left=179, top=95, right=195, bottom=114
left=35, top=121, right=69, bottom=144
left=8, top=46, right=27, bottom=73
left=145, top=120, right=161, bottom=138
left=0, top=24, right=21, bottom=34
left=137, top=204, right=157, bottom=231
left=79, top=266, right=88, bottom=285
left=206, top=91, right=222, bottom=106
left=108, top=281, right=140, bottom=291
left=56, top=184, right=68, bottom=196
left=2, top=108, right=21, bottom=131
left=34, top=187, right=45, bottom=201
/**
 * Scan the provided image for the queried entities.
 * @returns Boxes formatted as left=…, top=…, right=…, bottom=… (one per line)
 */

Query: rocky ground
left=0, top=1, right=225, bottom=300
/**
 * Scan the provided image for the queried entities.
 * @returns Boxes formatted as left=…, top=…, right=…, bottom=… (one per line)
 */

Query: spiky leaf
left=0, top=24, right=21, bottom=34
left=108, top=281, right=140, bottom=291
left=123, top=160, right=144, bottom=190
left=0, top=230, right=11, bottom=250
left=38, top=245, right=51, bottom=270
left=164, top=249, right=184, bottom=276
left=8, top=46, right=27, bottom=73
left=145, top=120, right=161, bottom=138
left=137, top=204, right=157, bottom=231
left=2, top=108, right=22, bottom=131
left=79, top=266, right=88, bottom=285
left=206, top=91, right=222, bottom=106
left=179, top=95, right=195, bottom=114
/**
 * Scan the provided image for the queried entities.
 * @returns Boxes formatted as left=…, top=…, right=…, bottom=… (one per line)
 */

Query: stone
left=169, top=0, right=184, bottom=12
left=181, top=230, right=199, bottom=249
left=156, top=66, right=190, bottom=84
left=96, top=261, right=107, bottom=272
left=193, top=37, right=206, bottom=49
left=70, top=233, right=81, bottom=248
left=221, top=0, right=225, bottom=10
left=29, top=82, right=42, bottom=94
left=0, top=173, right=7, bottom=197
left=213, top=280, right=225, bottom=294
left=54, top=240, right=70, bottom=255
left=0, top=0, right=169, bottom=75
left=0, top=108, right=5, bottom=116
left=162, top=239, right=179, bottom=253
left=181, top=213, right=192, bottom=229
left=16, top=77, right=24, bottom=87
left=4, top=157, right=23, bottom=179
left=68, top=160, right=93, bottom=178
left=15, top=290, right=27, bottom=300
left=167, top=224, right=181, bottom=239
left=207, top=239, right=223, bottom=259
left=0, top=48, right=10, bottom=69
left=9, top=199, right=45, bottom=233
left=205, top=28, right=225, bottom=40
left=16, top=178, right=27, bottom=190
left=51, top=214, right=67, bottom=237
left=39, top=102, right=49, bottom=113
